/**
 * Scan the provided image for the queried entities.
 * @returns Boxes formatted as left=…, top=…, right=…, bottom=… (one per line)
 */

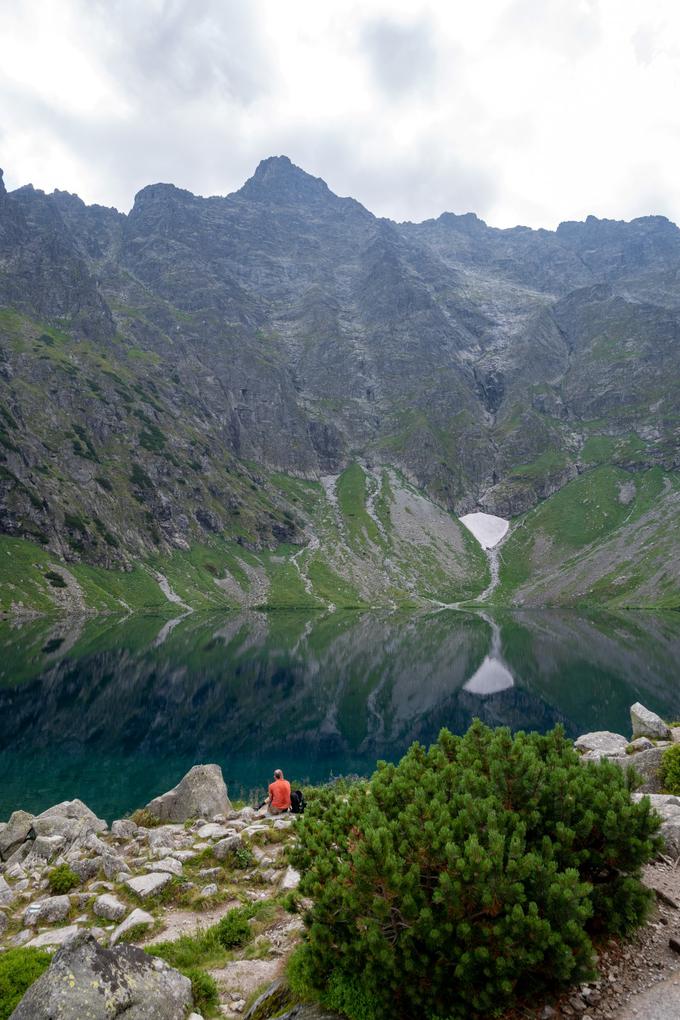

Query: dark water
left=2, top=608, right=680, bottom=821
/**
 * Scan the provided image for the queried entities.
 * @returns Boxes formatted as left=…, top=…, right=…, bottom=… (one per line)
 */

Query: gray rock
left=200, top=883, right=218, bottom=897
left=102, top=853, right=130, bottom=880
left=23, top=894, right=71, bottom=926
left=29, top=834, right=66, bottom=861
left=111, top=819, right=139, bottom=839
left=633, top=793, right=680, bottom=854
left=10, top=930, right=192, bottom=1018
left=0, top=875, right=15, bottom=907
left=574, top=731, right=629, bottom=758
left=628, top=736, right=654, bottom=752
left=213, top=834, right=243, bottom=860
left=10, top=930, right=33, bottom=947
left=612, top=746, right=665, bottom=793
left=198, top=867, right=222, bottom=879
left=0, top=810, right=34, bottom=861
left=147, top=825, right=190, bottom=849
left=145, top=764, right=232, bottom=823
left=110, top=907, right=155, bottom=946
left=279, top=867, right=301, bottom=892
left=145, top=856, right=182, bottom=877
left=125, top=872, right=172, bottom=898
left=196, top=822, right=233, bottom=840
left=631, top=702, right=672, bottom=741
left=70, top=857, right=102, bottom=882
left=25, top=924, right=82, bottom=949
left=94, top=894, right=127, bottom=921
left=0, top=909, right=7, bottom=935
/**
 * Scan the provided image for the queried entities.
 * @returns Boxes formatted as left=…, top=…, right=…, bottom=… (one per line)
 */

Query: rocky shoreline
left=3, top=707, right=680, bottom=1019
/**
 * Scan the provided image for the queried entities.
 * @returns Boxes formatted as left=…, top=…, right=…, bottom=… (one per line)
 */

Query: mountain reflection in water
left=1, top=608, right=680, bottom=820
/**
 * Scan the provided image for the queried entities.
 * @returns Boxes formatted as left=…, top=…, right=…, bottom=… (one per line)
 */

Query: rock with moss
left=9, top=930, right=192, bottom=1019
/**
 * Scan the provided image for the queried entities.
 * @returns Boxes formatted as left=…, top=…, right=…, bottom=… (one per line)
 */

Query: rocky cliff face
left=1, top=156, right=679, bottom=567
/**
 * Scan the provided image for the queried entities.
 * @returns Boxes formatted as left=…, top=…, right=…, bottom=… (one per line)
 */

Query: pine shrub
left=47, top=863, right=79, bottom=894
left=0, top=948, right=51, bottom=1020
left=290, top=722, right=661, bottom=1020
left=660, top=743, right=680, bottom=795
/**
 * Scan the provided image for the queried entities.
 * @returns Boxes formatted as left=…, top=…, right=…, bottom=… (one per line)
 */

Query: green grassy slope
left=495, top=466, right=680, bottom=608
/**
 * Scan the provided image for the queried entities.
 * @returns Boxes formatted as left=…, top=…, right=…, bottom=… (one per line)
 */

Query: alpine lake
left=2, top=607, right=680, bottom=822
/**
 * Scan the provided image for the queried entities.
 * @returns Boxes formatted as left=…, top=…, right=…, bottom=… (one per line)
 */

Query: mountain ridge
left=1, top=156, right=679, bottom=609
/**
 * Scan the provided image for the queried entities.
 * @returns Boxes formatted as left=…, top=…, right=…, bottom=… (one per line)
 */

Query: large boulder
left=574, top=731, right=628, bottom=759
left=0, top=810, right=33, bottom=861
left=9, top=930, right=192, bottom=1019
left=36, top=799, right=107, bottom=833
left=612, top=746, right=666, bottom=793
left=631, top=703, right=672, bottom=741
left=145, top=764, right=231, bottom=823
left=24, top=895, right=71, bottom=926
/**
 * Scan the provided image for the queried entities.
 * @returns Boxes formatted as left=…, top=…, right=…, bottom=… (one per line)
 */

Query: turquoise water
left=1, top=608, right=680, bottom=821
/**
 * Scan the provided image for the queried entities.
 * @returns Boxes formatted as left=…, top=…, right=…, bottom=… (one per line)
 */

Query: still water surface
left=1, top=608, right=680, bottom=820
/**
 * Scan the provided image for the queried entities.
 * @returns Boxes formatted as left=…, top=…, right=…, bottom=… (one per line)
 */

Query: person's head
left=274, top=769, right=283, bottom=780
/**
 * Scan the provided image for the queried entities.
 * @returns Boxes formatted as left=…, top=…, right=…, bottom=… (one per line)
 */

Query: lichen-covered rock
left=145, top=764, right=232, bottom=823
left=574, top=731, right=628, bottom=758
left=628, top=736, right=654, bottom=753
left=111, top=819, right=139, bottom=839
left=213, top=833, right=243, bottom=860
left=9, top=930, right=192, bottom=1018
left=631, top=703, right=672, bottom=741
left=0, top=875, right=15, bottom=907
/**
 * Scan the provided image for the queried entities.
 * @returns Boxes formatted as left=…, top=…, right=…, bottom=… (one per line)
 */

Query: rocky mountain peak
left=237, top=154, right=333, bottom=204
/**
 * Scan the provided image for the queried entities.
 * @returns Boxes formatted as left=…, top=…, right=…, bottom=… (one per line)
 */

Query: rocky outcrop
left=631, top=703, right=672, bottom=741
left=9, top=931, right=192, bottom=1019
left=574, top=731, right=629, bottom=759
left=145, top=764, right=232, bottom=822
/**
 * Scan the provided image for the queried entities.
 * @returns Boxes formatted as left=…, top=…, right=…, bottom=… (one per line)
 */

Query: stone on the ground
left=279, top=867, right=301, bottom=891
left=633, top=793, right=680, bottom=854
left=145, top=763, right=232, bottom=823
left=10, top=930, right=192, bottom=1018
left=145, top=856, right=183, bottom=877
left=94, top=893, right=127, bottom=921
left=196, top=822, right=233, bottom=840
left=0, top=875, right=15, bottom=907
left=628, top=736, right=654, bottom=752
left=110, top=907, right=155, bottom=946
left=200, top=883, right=218, bottom=897
left=102, top=852, right=130, bottom=880
left=23, top=894, right=71, bottom=926
left=111, top=819, right=139, bottom=839
left=125, top=872, right=172, bottom=898
left=213, top=834, right=243, bottom=860
left=29, top=834, right=66, bottom=861
left=10, top=930, right=32, bottom=947
left=25, top=924, right=82, bottom=949
left=70, top=857, right=102, bottom=882
left=574, top=731, right=629, bottom=758
left=0, top=910, right=7, bottom=936
left=631, top=702, right=672, bottom=741
left=0, top=810, right=33, bottom=861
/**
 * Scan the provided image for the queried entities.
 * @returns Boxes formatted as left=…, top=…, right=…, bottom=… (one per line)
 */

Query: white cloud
left=2, top=0, right=680, bottom=229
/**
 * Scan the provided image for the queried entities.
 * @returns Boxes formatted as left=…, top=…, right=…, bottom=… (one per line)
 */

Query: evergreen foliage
left=0, top=948, right=51, bottom=1020
left=47, top=863, right=79, bottom=894
left=290, top=722, right=661, bottom=1020
left=660, top=743, right=680, bottom=795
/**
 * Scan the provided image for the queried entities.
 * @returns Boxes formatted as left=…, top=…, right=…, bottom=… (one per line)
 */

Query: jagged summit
left=236, top=154, right=335, bottom=204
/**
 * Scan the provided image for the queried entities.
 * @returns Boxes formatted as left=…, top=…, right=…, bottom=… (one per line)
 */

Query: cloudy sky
left=2, top=0, right=680, bottom=228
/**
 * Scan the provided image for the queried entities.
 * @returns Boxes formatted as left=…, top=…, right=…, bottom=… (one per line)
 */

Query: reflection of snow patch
left=464, top=657, right=514, bottom=695
left=459, top=512, right=509, bottom=549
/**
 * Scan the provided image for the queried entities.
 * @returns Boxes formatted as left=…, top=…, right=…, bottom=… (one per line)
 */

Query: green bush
left=185, top=967, right=219, bottom=1015
left=0, top=948, right=51, bottom=1020
left=660, top=743, right=680, bottom=794
left=47, top=863, right=79, bottom=894
left=215, top=905, right=253, bottom=948
left=290, top=722, right=661, bottom=1020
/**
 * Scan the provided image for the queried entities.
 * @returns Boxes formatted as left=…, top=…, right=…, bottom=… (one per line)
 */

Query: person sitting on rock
left=268, top=768, right=291, bottom=815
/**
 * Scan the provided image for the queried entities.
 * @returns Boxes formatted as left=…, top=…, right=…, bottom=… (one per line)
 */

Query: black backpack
left=290, top=789, right=306, bottom=814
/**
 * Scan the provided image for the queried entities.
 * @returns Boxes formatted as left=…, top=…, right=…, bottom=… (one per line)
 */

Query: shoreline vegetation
left=3, top=706, right=680, bottom=1018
